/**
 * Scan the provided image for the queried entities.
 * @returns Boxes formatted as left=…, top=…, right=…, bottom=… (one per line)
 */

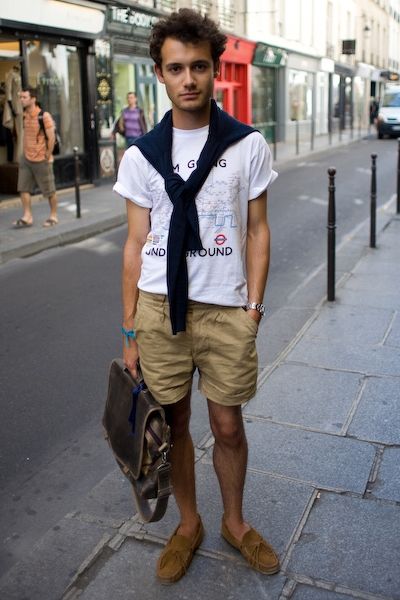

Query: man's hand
left=123, top=339, right=139, bottom=379
left=246, top=308, right=262, bottom=324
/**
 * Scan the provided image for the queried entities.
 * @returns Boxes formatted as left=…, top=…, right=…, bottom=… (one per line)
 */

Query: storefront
left=251, top=43, right=286, bottom=142
left=215, top=35, right=256, bottom=125
left=0, top=0, right=105, bottom=195
left=316, top=58, right=334, bottom=136
left=285, top=52, right=319, bottom=146
left=103, top=4, right=161, bottom=167
left=332, top=63, right=355, bottom=132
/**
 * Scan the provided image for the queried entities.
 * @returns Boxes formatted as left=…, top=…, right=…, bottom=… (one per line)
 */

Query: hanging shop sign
left=253, top=43, right=286, bottom=68
left=342, top=40, right=356, bottom=55
left=106, top=5, right=159, bottom=37
left=380, top=70, right=399, bottom=82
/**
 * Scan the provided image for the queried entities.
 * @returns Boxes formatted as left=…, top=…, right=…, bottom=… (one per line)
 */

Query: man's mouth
left=180, top=92, right=200, bottom=99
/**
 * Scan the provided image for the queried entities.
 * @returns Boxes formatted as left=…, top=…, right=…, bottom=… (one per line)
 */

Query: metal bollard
left=73, top=146, right=81, bottom=219
left=327, top=167, right=336, bottom=301
left=370, top=153, right=377, bottom=248
left=295, top=119, right=299, bottom=155
left=397, top=139, right=400, bottom=214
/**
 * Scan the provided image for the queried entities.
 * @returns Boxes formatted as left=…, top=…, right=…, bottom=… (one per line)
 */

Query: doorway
left=0, top=39, right=23, bottom=196
left=113, top=56, right=157, bottom=166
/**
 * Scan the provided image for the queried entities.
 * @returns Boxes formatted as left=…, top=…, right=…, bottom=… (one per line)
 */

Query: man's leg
left=47, top=192, right=58, bottom=222
left=157, top=392, right=203, bottom=583
left=207, top=399, right=280, bottom=574
left=20, top=192, right=33, bottom=224
left=164, top=392, right=199, bottom=536
left=207, top=401, right=250, bottom=539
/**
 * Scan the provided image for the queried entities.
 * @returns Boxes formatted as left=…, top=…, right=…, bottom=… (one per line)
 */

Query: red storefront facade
left=215, top=35, right=256, bottom=124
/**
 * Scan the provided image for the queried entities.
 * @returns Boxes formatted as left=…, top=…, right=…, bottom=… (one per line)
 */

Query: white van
left=377, top=85, right=400, bottom=139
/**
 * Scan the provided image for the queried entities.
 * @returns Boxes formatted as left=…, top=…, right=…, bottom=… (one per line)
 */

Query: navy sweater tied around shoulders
left=133, top=99, right=255, bottom=335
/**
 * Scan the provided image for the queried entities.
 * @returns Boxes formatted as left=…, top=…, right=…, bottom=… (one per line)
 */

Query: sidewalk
left=0, top=183, right=126, bottom=265
left=0, top=127, right=371, bottom=265
left=1, top=212, right=398, bottom=600
left=2, top=129, right=400, bottom=600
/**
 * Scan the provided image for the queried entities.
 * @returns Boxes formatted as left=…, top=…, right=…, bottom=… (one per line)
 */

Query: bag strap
left=37, top=109, right=47, bottom=144
left=131, top=459, right=171, bottom=522
left=118, top=454, right=171, bottom=522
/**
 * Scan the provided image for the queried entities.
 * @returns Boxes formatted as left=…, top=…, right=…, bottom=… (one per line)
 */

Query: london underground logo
left=215, top=234, right=227, bottom=246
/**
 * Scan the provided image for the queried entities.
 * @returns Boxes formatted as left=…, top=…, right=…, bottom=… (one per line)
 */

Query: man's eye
left=194, top=64, right=206, bottom=71
left=169, top=66, right=181, bottom=73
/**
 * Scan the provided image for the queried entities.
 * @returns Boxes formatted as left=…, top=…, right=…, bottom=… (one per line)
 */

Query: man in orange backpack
left=14, top=87, right=58, bottom=228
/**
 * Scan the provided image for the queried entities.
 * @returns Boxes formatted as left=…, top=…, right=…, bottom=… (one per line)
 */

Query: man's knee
left=209, top=405, right=245, bottom=448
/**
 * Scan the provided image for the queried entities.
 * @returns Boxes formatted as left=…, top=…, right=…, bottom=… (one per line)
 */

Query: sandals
left=13, top=218, right=32, bottom=229
left=221, top=518, right=280, bottom=575
left=42, top=218, right=58, bottom=227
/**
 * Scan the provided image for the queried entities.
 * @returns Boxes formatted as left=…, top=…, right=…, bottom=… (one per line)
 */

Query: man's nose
left=182, top=68, right=195, bottom=87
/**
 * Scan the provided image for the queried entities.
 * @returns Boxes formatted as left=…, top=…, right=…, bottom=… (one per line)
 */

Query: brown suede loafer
left=221, top=519, right=280, bottom=575
left=156, top=517, right=204, bottom=584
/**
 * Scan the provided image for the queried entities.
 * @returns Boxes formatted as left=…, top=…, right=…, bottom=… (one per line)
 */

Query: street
left=0, top=137, right=398, bottom=580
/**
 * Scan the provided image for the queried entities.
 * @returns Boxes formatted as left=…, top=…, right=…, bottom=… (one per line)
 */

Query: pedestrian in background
left=369, top=97, right=379, bottom=126
left=112, top=91, right=147, bottom=148
left=114, top=8, right=279, bottom=584
left=13, top=87, right=58, bottom=228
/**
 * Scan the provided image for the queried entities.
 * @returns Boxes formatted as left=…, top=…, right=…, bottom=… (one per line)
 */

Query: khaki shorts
left=17, top=155, right=56, bottom=197
left=135, top=291, right=259, bottom=406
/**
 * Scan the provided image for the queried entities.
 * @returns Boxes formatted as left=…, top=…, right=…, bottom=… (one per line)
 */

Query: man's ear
left=154, top=64, right=165, bottom=83
left=214, top=60, right=220, bottom=78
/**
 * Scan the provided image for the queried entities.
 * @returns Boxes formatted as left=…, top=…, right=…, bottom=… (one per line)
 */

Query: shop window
left=25, top=40, right=84, bottom=155
left=251, top=65, right=276, bottom=141
left=288, top=69, right=313, bottom=121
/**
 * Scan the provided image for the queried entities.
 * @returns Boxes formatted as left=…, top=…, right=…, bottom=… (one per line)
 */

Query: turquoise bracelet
left=121, top=326, right=136, bottom=347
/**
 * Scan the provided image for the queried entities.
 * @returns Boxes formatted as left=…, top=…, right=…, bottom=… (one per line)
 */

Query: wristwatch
left=244, top=302, right=266, bottom=317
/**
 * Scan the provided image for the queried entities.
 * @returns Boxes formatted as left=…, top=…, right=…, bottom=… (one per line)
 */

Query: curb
left=0, top=214, right=126, bottom=264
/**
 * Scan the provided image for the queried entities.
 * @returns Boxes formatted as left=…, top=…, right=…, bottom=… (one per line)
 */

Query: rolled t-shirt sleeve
left=113, top=146, right=153, bottom=208
left=248, top=132, right=278, bottom=200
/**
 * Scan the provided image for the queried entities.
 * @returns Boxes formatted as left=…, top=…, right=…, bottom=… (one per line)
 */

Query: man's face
left=20, top=91, right=35, bottom=109
left=155, top=38, right=217, bottom=114
left=127, top=93, right=137, bottom=107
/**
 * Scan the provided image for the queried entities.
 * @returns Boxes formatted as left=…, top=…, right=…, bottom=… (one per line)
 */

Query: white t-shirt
left=114, top=126, right=277, bottom=307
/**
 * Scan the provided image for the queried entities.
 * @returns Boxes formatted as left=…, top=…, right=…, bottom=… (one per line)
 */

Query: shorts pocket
left=237, top=306, right=259, bottom=336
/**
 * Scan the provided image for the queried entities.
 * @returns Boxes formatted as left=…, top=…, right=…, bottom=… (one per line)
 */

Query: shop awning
left=0, top=0, right=105, bottom=37
left=356, top=62, right=375, bottom=78
left=253, top=43, right=287, bottom=68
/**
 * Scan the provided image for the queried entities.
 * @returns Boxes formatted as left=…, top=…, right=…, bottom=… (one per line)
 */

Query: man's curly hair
left=149, top=8, right=227, bottom=68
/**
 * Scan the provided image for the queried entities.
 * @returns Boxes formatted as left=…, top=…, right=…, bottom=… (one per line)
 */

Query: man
left=112, top=91, right=147, bottom=148
left=114, top=8, right=279, bottom=583
left=14, top=87, right=58, bottom=228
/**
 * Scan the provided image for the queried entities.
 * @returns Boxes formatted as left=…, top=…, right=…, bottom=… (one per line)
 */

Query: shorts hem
left=200, top=383, right=257, bottom=407
left=146, top=385, right=192, bottom=407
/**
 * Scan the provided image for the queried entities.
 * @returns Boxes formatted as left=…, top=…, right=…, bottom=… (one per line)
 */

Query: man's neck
left=172, top=101, right=211, bottom=130
left=27, top=104, right=38, bottom=115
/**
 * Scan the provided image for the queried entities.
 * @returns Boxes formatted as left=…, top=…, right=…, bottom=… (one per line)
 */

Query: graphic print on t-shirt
left=113, top=129, right=277, bottom=305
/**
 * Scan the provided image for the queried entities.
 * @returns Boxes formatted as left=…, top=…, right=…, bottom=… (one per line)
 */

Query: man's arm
left=122, top=199, right=150, bottom=377
left=246, top=190, right=270, bottom=323
left=43, top=113, right=55, bottom=158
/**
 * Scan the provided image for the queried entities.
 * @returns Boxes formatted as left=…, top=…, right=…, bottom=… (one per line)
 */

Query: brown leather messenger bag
left=103, top=358, right=172, bottom=523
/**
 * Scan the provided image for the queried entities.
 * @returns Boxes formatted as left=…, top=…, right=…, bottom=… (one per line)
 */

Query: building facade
left=0, top=0, right=105, bottom=193
left=245, top=0, right=400, bottom=145
left=1, top=0, right=399, bottom=197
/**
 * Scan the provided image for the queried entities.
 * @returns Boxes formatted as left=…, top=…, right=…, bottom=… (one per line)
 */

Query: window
left=288, top=69, right=313, bottom=121
left=25, top=40, right=84, bottom=155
